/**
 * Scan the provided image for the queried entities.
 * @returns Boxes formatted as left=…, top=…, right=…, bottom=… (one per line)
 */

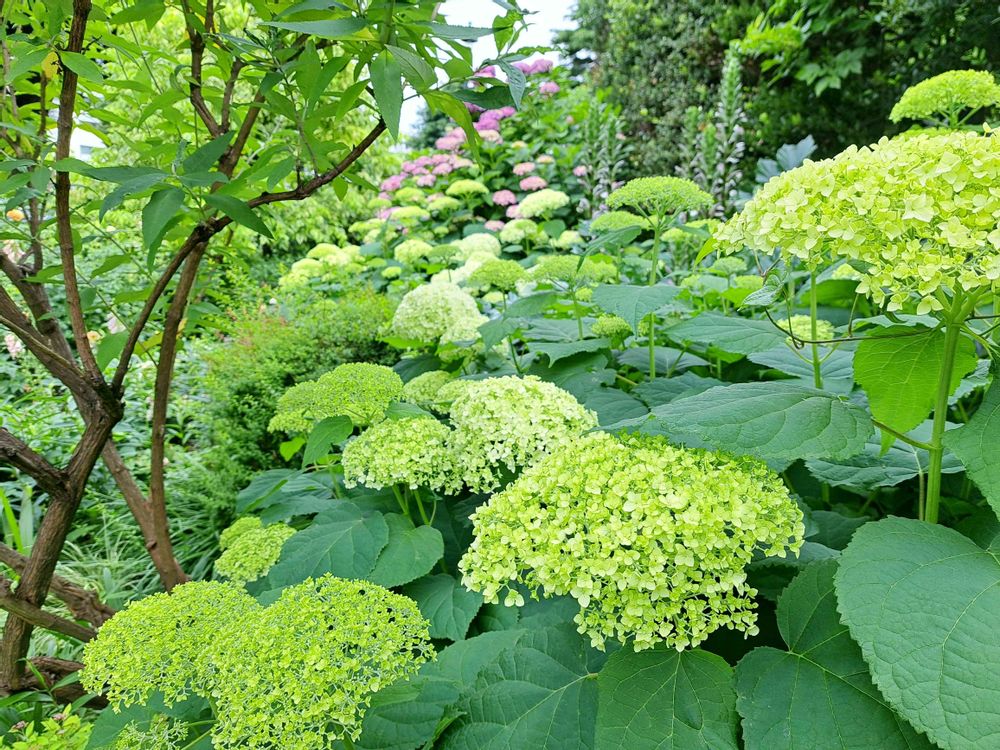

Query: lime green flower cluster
left=455, top=232, right=502, bottom=260
left=269, top=363, right=403, bottom=433
left=112, top=716, right=187, bottom=750
left=518, top=188, right=570, bottom=219
left=460, top=432, right=804, bottom=651
left=401, top=369, right=456, bottom=411
left=394, top=238, right=434, bottom=265
left=428, top=195, right=461, bottom=212
left=591, top=314, right=633, bottom=341
left=718, top=131, right=1000, bottom=313
left=529, top=254, right=618, bottom=285
left=468, top=258, right=527, bottom=292
left=279, top=242, right=365, bottom=288
left=394, top=187, right=425, bottom=204
left=779, top=314, right=835, bottom=342
left=219, top=515, right=262, bottom=549
left=389, top=282, right=486, bottom=348
left=390, top=205, right=430, bottom=225
left=82, top=581, right=260, bottom=707
left=446, top=179, right=489, bottom=198
left=608, top=176, right=712, bottom=218
left=500, top=218, right=543, bottom=244
left=591, top=210, right=648, bottom=232
left=707, top=256, right=748, bottom=276
left=214, top=520, right=295, bottom=585
left=447, top=375, right=597, bottom=492
left=342, top=416, right=460, bottom=493
left=553, top=229, right=583, bottom=249
left=83, top=577, right=431, bottom=749
left=890, top=69, right=1000, bottom=125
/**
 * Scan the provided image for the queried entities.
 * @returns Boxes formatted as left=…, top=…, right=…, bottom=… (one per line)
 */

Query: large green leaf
left=943, top=375, right=1000, bottom=516
left=666, top=312, right=787, bottom=355
left=591, top=284, right=680, bottom=333
left=402, top=574, right=483, bottom=641
left=597, top=648, right=739, bottom=750
left=440, top=627, right=604, bottom=750
left=737, top=559, right=933, bottom=750
left=854, top=326, right=976, bottom=433
left=749, top=345, right=854, bottom=392
left=371, top=50, right=404, bottom=139
left=205, top=193, right=273, bottom=238
left=141, top=187, right=184, bottom=250
left=633, top=372, right=723, bottom=407
left=836, top=518, right=1000, bottom=749
left=584, top=388, right=648, bottom=426
left=368, top=514, right=444, bottom=588
left=255, top=502, right=388, bottom=592
left=646, top=382, right=873, bottom=461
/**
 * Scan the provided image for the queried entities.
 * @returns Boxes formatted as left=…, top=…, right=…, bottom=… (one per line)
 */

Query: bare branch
left=181, top=0, right=222, bottom=137
left=0, top=576, right=95, bottom=642
left=0, top=543, right=115, bottom=627
left=0, top=429, right=67, bottom=500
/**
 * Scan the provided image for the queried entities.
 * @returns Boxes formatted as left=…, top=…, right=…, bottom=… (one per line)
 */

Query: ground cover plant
left=2, top=1, right=1000, bottom=748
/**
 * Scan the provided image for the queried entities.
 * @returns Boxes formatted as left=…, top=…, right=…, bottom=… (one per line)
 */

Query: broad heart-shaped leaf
left=618, top=346, right=708, bottom=375
left=88, top=693, right=212, bottom=749
left=597, top=648, right=739, bottom=750
left=368, top=514, right=444, bottom=588
left=749, top=345, right=854, bottom=393
left=253, top=501, right=388, bottom=595
left=836, top=518, right=1000, bottom=749
left=854, top=326, right=977, bottom=434
left=584, top=388, right=648, bottom=426
left=302, top=415, right=352, bottom=466
left=666, top=312, right=787, bottom=355
left=591, top=284, right=680, bottom=333
left=402, top=574, right=483, bottom=642
left=633, top=372, right=724, bottom=407
left=944, top=374, right=1000, bottom=516
left=529, top=338, right=610, bottom=366
left=439, top=626, right=606, bottom=750
left=807, top=422, right=963, bottom=494
left=645, top=382, right=873, bottom=461
left=737, top=559, right=933, bottom=750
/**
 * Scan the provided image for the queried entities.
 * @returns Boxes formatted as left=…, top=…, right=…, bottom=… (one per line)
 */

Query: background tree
left=0, top=0, right=523, bottom=694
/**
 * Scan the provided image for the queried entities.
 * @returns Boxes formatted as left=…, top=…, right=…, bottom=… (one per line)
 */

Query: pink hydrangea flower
left=479, top=129, right=503, bottom=143
left=4, top=333, right=23, bottom=359
left=506, top=204, right=522, bottom=219
left=513, top=162, right=535, bottom=176
left=540, top=81, right=560, bottom=95
left=492, top=189, right=517, bottom=206
left=454, top=157, right=474, bottom=169
left=573, top=165, right=589, bottom=177
left=432, top=163, right=454, bottom=175
left=485, top=220, right=505, bottom=231
left=464, top=101, right=485, bottom=114
left=532, top=59, right=554, bottom=74
left=513, top=58, right=555, bottom=75
left=519, top=176, right=547, bottom=191
left=380, top=174, right=405, bottom=192
left=416, top=174, right=436, bottom=187
left=475, top=65, right=497, bottom=78
left=435, top=135, right=463, bottom=150
left=377, top=208, right=393, bottom=220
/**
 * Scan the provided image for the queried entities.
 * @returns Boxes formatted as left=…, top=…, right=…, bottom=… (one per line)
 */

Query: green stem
left=572, top=295, right=585, bottom=339
left=412, top=487, right=431, bottom=526
left=925, top=310, right=963, bottom=524
left=809, top=270, right=822, bottom=389
left=648, top=316, right=656, bottom=379
left=391, top=485, right=411, bottom=521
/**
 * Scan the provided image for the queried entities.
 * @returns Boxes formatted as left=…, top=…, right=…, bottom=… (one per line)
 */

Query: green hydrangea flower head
left=662, top=218, right=721, bottom=244
left=219, top=516, right=262, bottom=550
left=111, top=716, right=186, bottom=750
left=608, top=176, right=712, bottom=218
left=402, top=370, right=455, bottom=411
left=591, top=314, right=633, bottom=341
left=342, top=416, right=459, bottom=492
left=468, top=258, right=527, bottom=292
left=446, top=179, right=489, bottom=198
left=553, top=229, right=583, bottom=249
left=890, top=69, right=1000, bottom=125
left=11, top=706, right=92, bottom=750
left=306, top=243, right=354, bottom=263
left=214, top=521, right=295, bottom=584
left=732, top=274, right=764, bottom=291
left=529, top=254, right=619, bottom=285
left=447, top=375, right=597, bottom=492
left=81, top=581, right=260, bottom=707
left=394, top=186, right=425, bottom=204
left=429, top=195, right=461, bottom=212
left=500, top=218, right=542, bottom=244
left=269, top=363, right=403, bottom=432
left=460, top=432, right=804, bottom=651
left=717, top=131, right=1000, bottom=312
left=518, top=188, right=571, bottom=219
left=831, top=262, right=862, bottom=281
left=382, top=266, right=402, bottom=280
left=389, top=282, right=486, bottom=347
left=435, top=379, right=474, bottom=412
left=394, top=238, right=434, bottom=265
left=591, top=210, right=648, bottom=233
left=212, top=576, right=432, bottom=748
left=390, top=205, right=430, bottom=225
left=779, top=314, right=835, bottom=342
left=455, top=232, right=502, bottom=260
left=426, top=243, right=459, bottom=262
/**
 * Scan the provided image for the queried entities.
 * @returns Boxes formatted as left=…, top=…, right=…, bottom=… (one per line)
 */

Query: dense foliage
left=4, top=2, right=1000, bottom=748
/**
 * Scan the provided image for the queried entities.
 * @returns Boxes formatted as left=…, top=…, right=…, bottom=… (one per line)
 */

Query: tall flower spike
left=460, top=432, right=804, bottom=652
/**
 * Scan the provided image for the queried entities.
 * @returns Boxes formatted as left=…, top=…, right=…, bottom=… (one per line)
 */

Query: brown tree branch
left=0, top=429, right=67, bottom=500
left=0, top=576, right=95, bottom=642
left=0, top=543, right=115, bottom=627
left=181, top=0, right=222, bottom=137
left=54, top=0, right=100, bottom=379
